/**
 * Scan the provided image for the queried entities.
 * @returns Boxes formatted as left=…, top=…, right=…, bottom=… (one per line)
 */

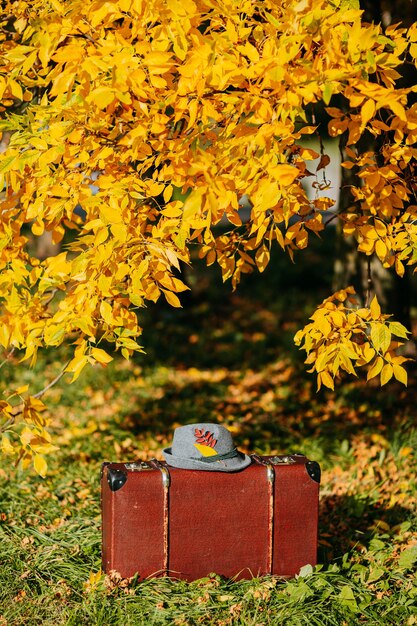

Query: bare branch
left=365, top=258, right=372, bottom=308
left=32, top=363, right=70, bottom=400
left=0, top=362, right=70, bottom=433
left=0, top=347, right=15, bottom=370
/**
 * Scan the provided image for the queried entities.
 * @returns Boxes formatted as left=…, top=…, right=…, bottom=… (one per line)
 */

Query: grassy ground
left=1, top=239, right=417, bottom=625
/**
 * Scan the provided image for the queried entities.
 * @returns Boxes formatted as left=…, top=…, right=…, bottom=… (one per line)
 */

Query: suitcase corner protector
left=305, top=460, right=321, bottom=483
left=106, top=467, right=128, bottom=491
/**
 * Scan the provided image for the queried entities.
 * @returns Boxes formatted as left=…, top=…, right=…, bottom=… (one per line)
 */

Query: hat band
left=191, top=448, right=239, bottom=464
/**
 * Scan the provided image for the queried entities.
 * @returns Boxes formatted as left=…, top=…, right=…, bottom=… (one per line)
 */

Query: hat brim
left=162, top=448, right=252, bottom=472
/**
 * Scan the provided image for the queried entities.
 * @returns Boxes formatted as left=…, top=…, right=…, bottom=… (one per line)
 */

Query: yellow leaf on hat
left=194, top=443, right=217, bottom=457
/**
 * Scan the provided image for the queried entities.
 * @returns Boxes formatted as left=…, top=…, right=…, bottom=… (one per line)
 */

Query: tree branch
left=0, top=347, right=15, bottom=370
left=0, top=362, right=70, bottom=433
left=32, top=363, right=70, bottom=400
left=366, top=258, right=372, bottom=308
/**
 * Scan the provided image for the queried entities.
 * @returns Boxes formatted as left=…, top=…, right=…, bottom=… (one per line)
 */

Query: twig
left=32, top=362, right=70, bottom=400
left=0, top=347, right=15, bottom=370
left=0, top=415, right=15, bottom=433
left=324, top=210, right=344, bottom=227
left=365, top=258, right=372, bottom=308
left=0, top=361, right=70, bottom=433
left=317, top=130, right=329, bottom=187
left=42, top=289, right=58, bottom=306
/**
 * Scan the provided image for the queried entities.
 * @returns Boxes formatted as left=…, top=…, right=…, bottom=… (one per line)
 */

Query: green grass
left=1, top=239, right=417, bottom=625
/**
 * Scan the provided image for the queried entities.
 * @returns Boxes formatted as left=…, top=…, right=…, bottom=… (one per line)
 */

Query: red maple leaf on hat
left=194, top=428, right=217, bottom=448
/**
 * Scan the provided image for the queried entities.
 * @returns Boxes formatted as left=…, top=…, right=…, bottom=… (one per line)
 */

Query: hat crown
left=162, top=422, right=251, bottom=472
left=171, top=423, right=234, bottom=460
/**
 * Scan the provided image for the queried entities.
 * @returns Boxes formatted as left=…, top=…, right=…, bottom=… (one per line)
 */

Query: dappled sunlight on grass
left=1, top=243, right=417, bottom=624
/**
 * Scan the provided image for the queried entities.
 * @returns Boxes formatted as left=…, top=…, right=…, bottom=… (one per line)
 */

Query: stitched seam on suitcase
left=108, top=472, right=115, bottom=572
left=267, top=464, right=275, bottom=574
left=163, top=472, right=169, bottom=573
left=150, top=460, right=170, bottom=574
left=251, top=455, right=275, bottom=575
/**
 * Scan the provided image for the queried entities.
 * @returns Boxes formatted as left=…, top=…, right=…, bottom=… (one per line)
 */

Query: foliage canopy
left=0, top=0, right=416, bottom=473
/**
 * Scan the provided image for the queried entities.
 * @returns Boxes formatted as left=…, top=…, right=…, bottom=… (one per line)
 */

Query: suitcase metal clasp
left=251, top=454, right=275, bottom=483
left=269, top=455, right=296, bottom=465
left=124, top=462, right=153, bottom=471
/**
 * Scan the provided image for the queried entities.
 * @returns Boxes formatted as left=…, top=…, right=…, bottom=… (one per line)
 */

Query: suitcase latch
left=251, top=454, right=275, bottom=483
left=124, top=462, right=153, bottom=471
left=269, top=455, right=296, bottom=465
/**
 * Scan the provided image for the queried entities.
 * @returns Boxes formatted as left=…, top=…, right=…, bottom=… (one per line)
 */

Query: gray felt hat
left=163, top=423, right=251, bottom=472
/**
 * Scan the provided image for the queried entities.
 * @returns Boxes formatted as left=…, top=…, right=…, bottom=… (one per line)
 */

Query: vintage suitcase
left=101, top=454, right=320, bottom=581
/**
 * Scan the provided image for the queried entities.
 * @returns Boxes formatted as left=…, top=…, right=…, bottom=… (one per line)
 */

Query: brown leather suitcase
left=101, top=454, right=320, bottom=581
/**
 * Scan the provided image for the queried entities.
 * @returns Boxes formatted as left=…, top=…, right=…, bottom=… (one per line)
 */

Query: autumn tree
left=331, top=0, right=417, bottom=329
left=0, top=0, right=416, bottom=474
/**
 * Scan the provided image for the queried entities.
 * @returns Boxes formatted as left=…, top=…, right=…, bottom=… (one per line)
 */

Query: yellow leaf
left=66, top=355, right=89, bottom=382
left=110, top=223, right=127, bottom=242
left=33, top=454, right=47, bottom=478
left=388, top=99, right=406, bottom=122
left=361, top=344, right=376, bottom=364
left=361, top=99, right=375, bottom=125
left=94, top=227, right=109, bottom=247
left=50, top=0, right=64, bottom=12
left=38, top=146, right=64, bottom=168
left=254, top=220, right=268, bottom=248
left=393, top=364, right=407, bottom=386
left=316, top=348, right=333, bottom=372
left=330, top=310, right=344, bottom=327
left=165, top=248, right=181, bottom=271
left=163, top=290, right=182, bottom=307
left=88, top=87, right=115, bottom=109
left=395, top=258, right=405, bottom=277
left=374, top=220, right=387, bottom=237
left=27, top=397, right=46, bottom=412
left=1, top=436, right=14, bottom=455
left=255, top=245, right=270, bottom=273
left=30, top=436, right=59, bottom=454
left=322, top=82, right=333, bottom=106
left=187, top=99, right=198, bottom=131
left=86, top=569, right=102, bottom=587
left=367, top=356, right=384, bottom=381
left=30, top=137, right=49, bottom=151
left=9, top=79, right=23, bottom=100
left=91, top=348, right=113, bottom=364
left=370, top=323, right=391, bottom=354
left=15, top=384, right=29, bottom=395
left=380, top=363, right=393, bottom=386
left=161, top=205, right=183, bottom=218
left=389, top=321, right=410, bottom=339
left=182, top=188, right=205, bottom=220
left=320, top=370, right=335, bottom=390
left=375, top=239, right=387, bottom=261
left=163, top=185, right=173, bottom=203
left=193, top=443, right=217, bottom=457
left=399, top=446, right=412, bottom=457
left=369, top=295, right=381, bottom=319
left=339, top=352, right=357, bottom=375
left=173, top=228, right=188, bottom=249
left=0, top=324, right=10, bottom=349
left=274, top=165, right=299, bottom=186
left=100, top=301, right=114, bottom=325
left=144, top=51, right=174, bottom=74
left=361, top=225, right=379, bottom=240
left=100, top=205, right=123, bottom=224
